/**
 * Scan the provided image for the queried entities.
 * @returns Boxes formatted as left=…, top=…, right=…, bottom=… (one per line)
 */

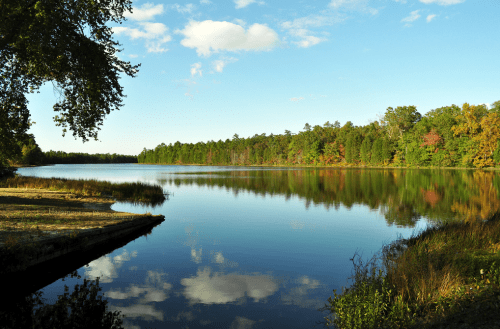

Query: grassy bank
left=324, top=215, right=500, bottom=328
left=0, top=176, right=167, bottom=205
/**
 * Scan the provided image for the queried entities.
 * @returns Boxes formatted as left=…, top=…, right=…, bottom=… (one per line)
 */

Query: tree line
left=138, top=101, right=500, bottom=169
left=3, top=134, right=136, bottom=166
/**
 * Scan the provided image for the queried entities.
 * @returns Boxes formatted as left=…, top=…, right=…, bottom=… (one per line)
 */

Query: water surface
left=16, top=164, right=497, bottom=328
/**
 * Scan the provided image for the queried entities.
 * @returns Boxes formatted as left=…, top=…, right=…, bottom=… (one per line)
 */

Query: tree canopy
left=1, top=0, right=140, bottom=149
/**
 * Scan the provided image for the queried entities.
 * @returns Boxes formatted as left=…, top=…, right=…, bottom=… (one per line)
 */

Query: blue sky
left=26, top=0, right=500, bottom=156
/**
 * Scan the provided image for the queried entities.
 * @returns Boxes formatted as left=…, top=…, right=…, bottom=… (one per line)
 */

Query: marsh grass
left=324, top=214, right=500, bottom=328
left=0, top=176, right=166, bottom=205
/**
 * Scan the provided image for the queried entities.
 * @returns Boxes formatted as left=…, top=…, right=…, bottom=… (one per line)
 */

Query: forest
left=138, top=102, right=500, bottom=169
left=6, top=136, right=137, bottom=166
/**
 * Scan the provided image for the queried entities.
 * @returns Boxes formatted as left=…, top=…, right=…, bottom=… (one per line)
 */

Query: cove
left=12, top=164, right=495, bottom=328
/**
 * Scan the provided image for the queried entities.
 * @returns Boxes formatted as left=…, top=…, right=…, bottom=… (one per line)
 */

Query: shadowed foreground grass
left=0, top=176, right=167, bottom=205
left=323, top=214, right=500, bottom=329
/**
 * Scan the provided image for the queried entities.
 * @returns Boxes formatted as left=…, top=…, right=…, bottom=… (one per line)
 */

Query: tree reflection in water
left=164, top=168, right=500, bottom=227
left=1, top=271, right=125, bottom=329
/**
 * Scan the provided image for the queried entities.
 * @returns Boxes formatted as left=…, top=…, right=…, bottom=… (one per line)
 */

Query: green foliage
left=1, top=0, right=139, bottom=142
left=370, top=139, right=383, bottom=164
left=43, top=150, right=137, bottom=164
left=0, top=155, right=17, bottom=179
left=325, top=215, right=500, bottom=329
left=137, top=101, right=500, bottom=169
left=493, top=141, right=500, bottom=165
left=382, top=106, right=422, bottom=141
left=325, top=253, right=414, bottom=329
left=1, top=273, right=125, bottom=329
left=360, top=136, right=373, bottom=164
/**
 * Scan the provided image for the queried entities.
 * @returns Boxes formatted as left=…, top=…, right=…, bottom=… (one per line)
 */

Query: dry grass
left=0, top=188, right=144, bottom=244
left=383, top=215, right=500, bottom=318
left=326, top=214, right=500, bottom=329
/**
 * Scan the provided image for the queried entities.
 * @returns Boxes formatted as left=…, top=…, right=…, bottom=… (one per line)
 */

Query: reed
left=324, top=214, right=500, bottom=328
left=0, top=176, right=166, bottom=205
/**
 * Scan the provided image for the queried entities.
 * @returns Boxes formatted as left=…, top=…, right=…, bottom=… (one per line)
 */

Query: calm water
left=16, top=164, right=498, bottom=328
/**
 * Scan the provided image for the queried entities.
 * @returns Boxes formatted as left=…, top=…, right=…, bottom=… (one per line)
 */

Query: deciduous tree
left=1, top=0, right=140, bottom=145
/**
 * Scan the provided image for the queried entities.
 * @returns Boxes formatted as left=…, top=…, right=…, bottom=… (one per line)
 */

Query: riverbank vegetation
left=0, top=176, right=166, bottom=205
left=139, top=101, right=500, bottom=169
left=323, top=214, right=500, bottom=328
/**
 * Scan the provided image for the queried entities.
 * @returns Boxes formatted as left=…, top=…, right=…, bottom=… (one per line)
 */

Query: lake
left=15, top=164, right=499, bottom=328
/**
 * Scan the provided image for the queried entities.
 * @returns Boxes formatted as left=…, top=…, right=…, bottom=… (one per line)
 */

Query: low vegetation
left=324, top=214, right=500, bottom=328
left=0, top=176, right=166, bottom=205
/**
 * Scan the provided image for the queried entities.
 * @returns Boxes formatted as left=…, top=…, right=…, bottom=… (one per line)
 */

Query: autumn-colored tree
left=451, top=103, right=487, bottom=167
left=473, top=112, right=500, bottom=168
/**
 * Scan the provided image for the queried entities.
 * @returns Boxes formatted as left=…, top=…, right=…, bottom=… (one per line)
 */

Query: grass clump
left=0, top=176, right=166, bottom=205
left=324, top=214, right=500, bottom=328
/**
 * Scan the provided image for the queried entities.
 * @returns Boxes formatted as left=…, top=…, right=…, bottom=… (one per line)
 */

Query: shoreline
left=13, top=162, right=500, bottom=170
left=325, top=214, right=500, bottom=328
left=136, top=162, right=497, bottom=170
left=0, top=186, right=164, bottom=275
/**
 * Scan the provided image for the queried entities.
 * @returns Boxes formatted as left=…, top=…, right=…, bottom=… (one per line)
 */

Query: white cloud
left=191, top=62, right=202, bottom=77
left=113, top=23, right=172, bottom=53
left=177, top=20, right=279, bottom=57
left=282, top=14, right=341, bottom=30
left=200, top=0, right=211, bottom=4
left=401, top=10, right=421, bottom=26
left=170, top=3, right=196, bottom=13
left=289, top=29, right=326, bottom=48
left=329, top=0, right=378, bottom=15
left=212, top=57, right=238, bottom=73
left=234, top=0, right=264, bottom=9
left=427, top=14, right=437, bottom=22
left=233, top=18, right=247, bottom=27
left=124, top=3, right=164, bottom=21
left=281, top=14, right=338, bottom=48
left=290, top=97, right=305, bottom=102
left=213, top=60, right=225, bottom=73
left=419, top=0, right=465, bottom=5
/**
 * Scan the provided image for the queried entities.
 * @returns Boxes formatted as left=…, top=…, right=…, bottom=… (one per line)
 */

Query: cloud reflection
left=230, top=316, right=258, bottom=329
left=106, top=270, right=173, bottom=303
left=85, top=249, right=137, bottom=283
left=280, top=275, right=324, bottom=309
left=108, top=303, right=164, bottom=321
left=211, top=250, right=239, bottom=268
left=181, top=267, right=278, bottom=305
